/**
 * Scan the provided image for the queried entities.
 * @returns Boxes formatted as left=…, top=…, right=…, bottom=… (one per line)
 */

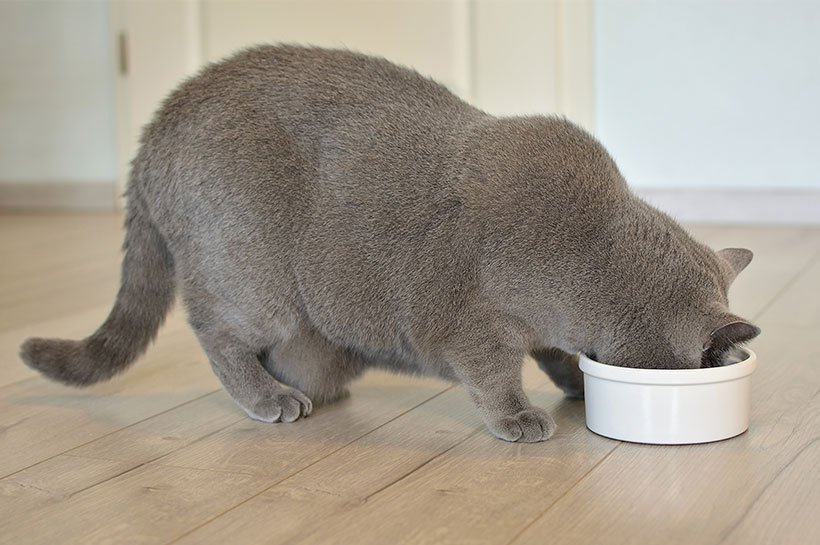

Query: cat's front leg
left=449, top=340, right=556, bottom=442
left=532, top=347, right=585, bottom=399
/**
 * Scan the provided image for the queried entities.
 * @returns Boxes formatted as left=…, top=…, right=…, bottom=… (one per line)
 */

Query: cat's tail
left=19, top=192, right=175, bottom=386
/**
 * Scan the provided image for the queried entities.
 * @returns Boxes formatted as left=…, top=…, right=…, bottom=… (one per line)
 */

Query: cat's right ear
left=717, top=248, right=753, bottom=283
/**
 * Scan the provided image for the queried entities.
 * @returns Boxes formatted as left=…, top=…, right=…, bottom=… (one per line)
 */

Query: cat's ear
left=704, top=315, right=761, bottom=351
left=717, top=248, right=754, bottom=283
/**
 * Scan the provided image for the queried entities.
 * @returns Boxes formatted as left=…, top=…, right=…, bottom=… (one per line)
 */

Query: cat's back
left=134, top=45, right=483, bottom=215
left=127, top=46, right=465, bottom=247
left=130, top=46, right=486, bottom=355
left=150, top=44, right=478, bottom=143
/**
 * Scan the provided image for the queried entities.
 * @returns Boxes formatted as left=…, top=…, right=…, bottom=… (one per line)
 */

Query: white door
left=112, top=0, right=593, bottom=194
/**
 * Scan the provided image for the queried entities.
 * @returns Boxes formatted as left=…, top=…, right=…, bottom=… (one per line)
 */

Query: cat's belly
left=294, top=259, right=412, bottom=357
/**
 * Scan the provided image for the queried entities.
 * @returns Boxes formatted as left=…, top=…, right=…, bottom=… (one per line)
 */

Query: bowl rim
left=578, top=347, right=757, bottom=386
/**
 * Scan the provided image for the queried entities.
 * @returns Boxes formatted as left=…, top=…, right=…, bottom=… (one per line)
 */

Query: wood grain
left=508, top=230, right=820, bottom=545
left=0, top=213, right=817, bottom=545
left=510, top=328, right=820, bottom=545
left=170, top=363, right=551, bottom=545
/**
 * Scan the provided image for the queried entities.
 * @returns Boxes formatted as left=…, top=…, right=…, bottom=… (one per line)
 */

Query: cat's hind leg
left=193, top=324, right=312, bottom=423
left=532, top=347, right=585, bottom=399
left=264, top=325, right=365, bottom=407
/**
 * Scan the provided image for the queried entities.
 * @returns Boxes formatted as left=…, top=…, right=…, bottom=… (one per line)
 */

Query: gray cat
left=20, top=45, right=760, bottom=442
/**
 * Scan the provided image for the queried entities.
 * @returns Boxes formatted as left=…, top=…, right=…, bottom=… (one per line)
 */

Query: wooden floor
left=0, top=213, right=818, bottom=545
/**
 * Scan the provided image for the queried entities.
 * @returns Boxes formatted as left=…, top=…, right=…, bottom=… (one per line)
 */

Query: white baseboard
left=0, top=181, right=118, bottom=211
left=634, top=188, right=820, bottom=225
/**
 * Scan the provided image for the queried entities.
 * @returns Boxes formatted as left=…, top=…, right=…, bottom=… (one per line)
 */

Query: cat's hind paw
left=245, top=388, right=313, bottom=423
left=487, top=407, right=556, bottom=442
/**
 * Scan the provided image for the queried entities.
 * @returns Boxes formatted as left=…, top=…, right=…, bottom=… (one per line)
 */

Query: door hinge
left=118, top=31, right=128, bottom=76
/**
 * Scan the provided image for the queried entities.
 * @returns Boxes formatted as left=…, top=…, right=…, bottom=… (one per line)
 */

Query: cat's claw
left=488, top=407, right=556, bottom=442
left=245, top=388, right=313, bottom=423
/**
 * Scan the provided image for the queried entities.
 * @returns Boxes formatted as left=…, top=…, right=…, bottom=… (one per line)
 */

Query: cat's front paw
left=244, top=388, right=313, bottom=423
left=487, top=407, right=556, bottom=442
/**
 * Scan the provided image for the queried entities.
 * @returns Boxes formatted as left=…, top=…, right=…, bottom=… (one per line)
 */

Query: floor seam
left=503, top=444, right=621, bottom=545
left=752, top=246, right=820, bottom=322
left=27, top=419, right=253, bottom=502
left=0, top=388, right=222, bottom=480
left=163, top=384, right=456, bottom=545
left=717, top=435, right=820, bottom=543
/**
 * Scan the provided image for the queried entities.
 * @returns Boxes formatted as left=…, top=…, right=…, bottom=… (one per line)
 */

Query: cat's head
left=466, top=117, right=761, bottom=368
left=572, top=215, right=761, bottom=369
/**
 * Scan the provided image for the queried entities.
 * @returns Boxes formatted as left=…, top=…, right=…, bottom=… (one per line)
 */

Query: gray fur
left=19, top=45, right=759, bottom=442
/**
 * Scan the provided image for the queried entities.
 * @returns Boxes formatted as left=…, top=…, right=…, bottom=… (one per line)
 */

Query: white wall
left=12, top=0, right=813, bottom=217
left=471, top=0, right=558, bottom=116
left=0, top=0, right=117, bottom=184
left=201, top=0, right=585, bottom=119
left=594, top=0, right=820, bottom=190
left=202, top=0, right=472, bottom=99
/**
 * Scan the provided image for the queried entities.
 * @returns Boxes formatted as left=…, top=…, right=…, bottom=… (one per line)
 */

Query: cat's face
left=578, top=240, right=760, bottom=370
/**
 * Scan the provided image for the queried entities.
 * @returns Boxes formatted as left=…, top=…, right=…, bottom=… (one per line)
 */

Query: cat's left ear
left=704, top=315, right=761, bottom=351
left=717, top=248, right=754, bottom=283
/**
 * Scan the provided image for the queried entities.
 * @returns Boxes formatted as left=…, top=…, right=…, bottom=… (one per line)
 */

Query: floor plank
left=169, top=364, right=552, bottom=545
left=155, top=372, right=451, bottom=477
left=0, top=213, right=124, bottom=331
left=0, top=392, right=242, bottom=527
left=2, top=373, right=453, bottom=545
left=0, top=327, right=219, bottom=477
left=1, top=464, right=273, bottom=545
left=0, top=455, right=134, bottom=524
left=507, top=230, right=820, bottom=545
left=2, top=213, right=818, bottom=545
left=280, top=392, right=615, bottom=545
left=721, top=434, right=820, bottom=545
left=758, top=251, right=820, bottom=327
left=510, top=324, right=820, bottom=545
left=170, top=386, right=484, bottom=545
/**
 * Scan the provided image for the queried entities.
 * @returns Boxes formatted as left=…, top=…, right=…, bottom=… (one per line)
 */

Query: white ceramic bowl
left=579, top=348, right=757, bottom=444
